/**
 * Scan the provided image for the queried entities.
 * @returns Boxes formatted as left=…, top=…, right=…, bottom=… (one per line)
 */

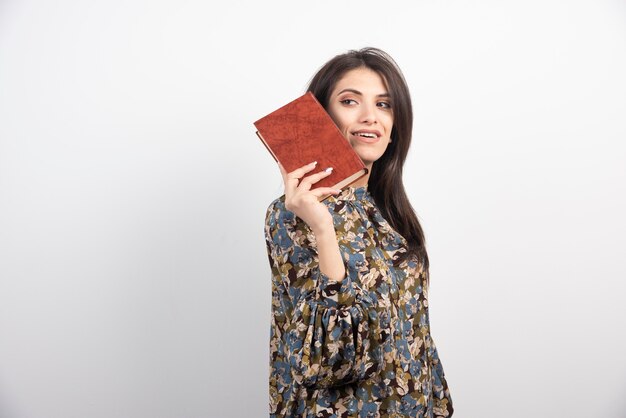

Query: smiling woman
left=326, top=67, right=394, bottom=181
left=263, top=48, right=454, bottom=417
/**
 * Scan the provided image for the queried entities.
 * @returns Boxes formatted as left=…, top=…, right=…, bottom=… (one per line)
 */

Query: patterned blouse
left=264, top=185, right=453, bottom=417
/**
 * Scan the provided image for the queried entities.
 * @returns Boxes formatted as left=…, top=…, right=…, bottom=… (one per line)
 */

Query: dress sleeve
left=429, top=338, right=454, bottom=416
left=265, top=199, right=385, bottom=389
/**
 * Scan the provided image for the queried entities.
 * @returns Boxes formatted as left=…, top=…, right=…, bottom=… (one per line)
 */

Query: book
left=254, top=92, right=368, bottom=200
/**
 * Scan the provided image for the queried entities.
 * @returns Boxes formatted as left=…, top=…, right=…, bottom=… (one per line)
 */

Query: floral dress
left=264, top=186, right=453, bottom=418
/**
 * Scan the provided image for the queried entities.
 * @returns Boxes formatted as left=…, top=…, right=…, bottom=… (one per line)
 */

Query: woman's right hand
left=279, top=161, right=340, bottom=233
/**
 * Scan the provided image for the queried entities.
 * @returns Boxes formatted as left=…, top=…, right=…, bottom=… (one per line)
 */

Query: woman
left=264, top=47, right=453, bottom=417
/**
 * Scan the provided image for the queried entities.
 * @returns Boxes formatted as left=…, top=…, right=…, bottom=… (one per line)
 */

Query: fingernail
left=324, top=167, right=333, bottom=173
left=310, top=161, right=318, bottom=166
left=334, top=189, right=341, bottom=194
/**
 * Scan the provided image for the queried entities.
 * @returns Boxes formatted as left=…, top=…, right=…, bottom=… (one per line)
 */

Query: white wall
left=1, top=0, right=625, bottom=417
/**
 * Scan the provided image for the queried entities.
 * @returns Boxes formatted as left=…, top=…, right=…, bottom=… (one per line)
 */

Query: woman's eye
left=340, top=99, right=357, bottom=105
left=378, top=101, right=392, bottom=109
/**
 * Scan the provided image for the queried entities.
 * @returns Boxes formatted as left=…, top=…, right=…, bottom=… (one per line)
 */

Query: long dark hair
left=307, top=47, right=429, bottom=270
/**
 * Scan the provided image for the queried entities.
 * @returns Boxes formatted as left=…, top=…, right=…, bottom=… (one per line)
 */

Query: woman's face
left=326, top=67, right=394, bottom=171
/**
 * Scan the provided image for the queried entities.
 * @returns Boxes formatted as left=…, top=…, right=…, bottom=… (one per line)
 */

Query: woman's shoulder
left=265, top=194, right=288, bottom=221
left=265, top=195, right=314, bottom=255
left=264, top=194, right=301, bottom=233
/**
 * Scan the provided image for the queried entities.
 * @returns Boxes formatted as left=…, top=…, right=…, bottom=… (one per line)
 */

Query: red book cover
left=254, top=92, right=367, bottom=199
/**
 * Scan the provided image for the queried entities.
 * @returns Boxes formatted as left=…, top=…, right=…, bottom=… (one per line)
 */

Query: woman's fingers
left=279, top=161, right=337, bottom=198
left=280, top=161, right=318, bottom=194
left=298, top=167, right=334, bottom=190
left=286, top=161, right=318, bottom=181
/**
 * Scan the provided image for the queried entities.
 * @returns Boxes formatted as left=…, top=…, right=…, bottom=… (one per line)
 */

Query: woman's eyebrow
left=337, top=88, right=362, bottom=96
left=337, top=88, right=390, bottom=98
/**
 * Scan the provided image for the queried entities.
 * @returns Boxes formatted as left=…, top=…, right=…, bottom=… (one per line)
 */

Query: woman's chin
left=355, top=152, right=384, bottom=168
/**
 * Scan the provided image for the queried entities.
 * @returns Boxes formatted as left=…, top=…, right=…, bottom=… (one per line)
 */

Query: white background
left=1, top=0, right=625, bottom=417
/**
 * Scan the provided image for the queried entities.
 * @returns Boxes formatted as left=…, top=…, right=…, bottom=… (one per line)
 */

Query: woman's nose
left=359, top=103, right=377, bottom=124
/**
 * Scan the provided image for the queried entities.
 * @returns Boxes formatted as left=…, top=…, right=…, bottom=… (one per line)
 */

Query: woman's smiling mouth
left=351, top=129, right=381, bottom=143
